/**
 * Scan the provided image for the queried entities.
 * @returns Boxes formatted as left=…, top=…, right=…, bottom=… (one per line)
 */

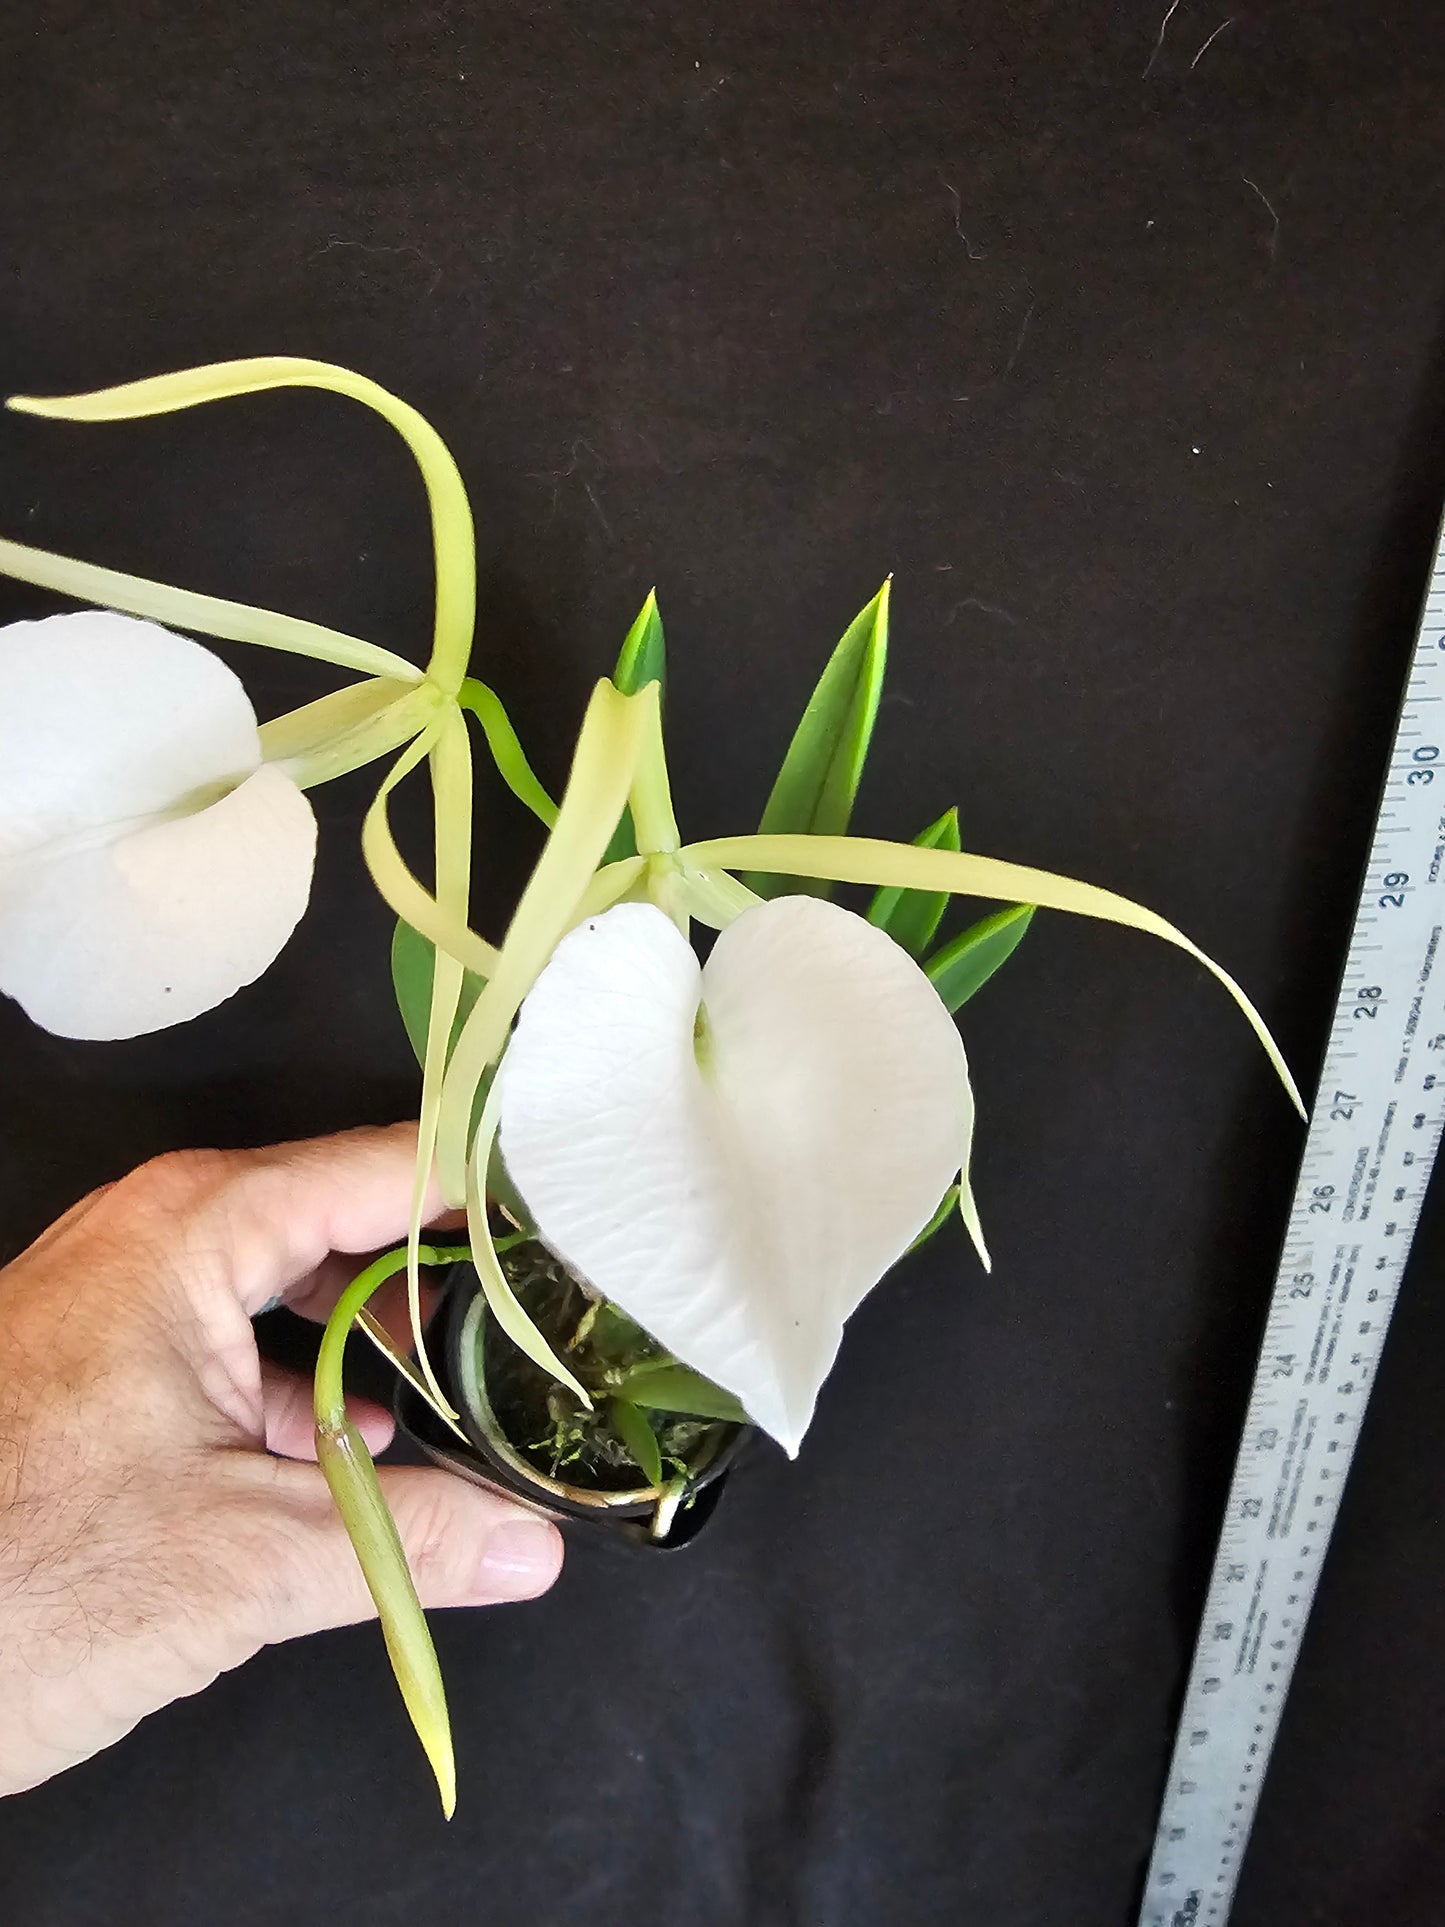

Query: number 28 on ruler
left=1140, top=543, right=1445, bottom=1925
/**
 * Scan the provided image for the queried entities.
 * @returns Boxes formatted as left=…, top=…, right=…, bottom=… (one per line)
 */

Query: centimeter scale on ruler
left=1140, top=526, right=1445, bottom=1927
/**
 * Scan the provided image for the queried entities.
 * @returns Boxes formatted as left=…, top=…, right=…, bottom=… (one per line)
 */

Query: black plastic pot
left=392, top=1266, right=753, bottom=1551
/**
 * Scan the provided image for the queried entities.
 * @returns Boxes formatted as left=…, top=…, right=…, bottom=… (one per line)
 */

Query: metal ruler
left=1139, top=505, right=1445, bottom=1926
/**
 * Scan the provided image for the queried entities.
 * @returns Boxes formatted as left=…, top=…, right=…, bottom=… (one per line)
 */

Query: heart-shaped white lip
left=498, top=894, right=973, bottom=1455
left=0, top=610, right=316, bottom=1039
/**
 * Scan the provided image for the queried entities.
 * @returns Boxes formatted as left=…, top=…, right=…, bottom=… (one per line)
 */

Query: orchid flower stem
left=457, top=678, right=558, bottom=827
left=314, top=1241, right=473, bottom=1430
left=313, top=1238, right=472, bottom=1820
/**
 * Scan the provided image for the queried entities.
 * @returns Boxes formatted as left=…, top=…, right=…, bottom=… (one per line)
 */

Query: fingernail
left=478, top=1520, right=563, bottom=1598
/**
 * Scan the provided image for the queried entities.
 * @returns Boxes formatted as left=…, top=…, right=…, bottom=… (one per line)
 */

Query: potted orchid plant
left=0, top=358, right=1302, bottom=1817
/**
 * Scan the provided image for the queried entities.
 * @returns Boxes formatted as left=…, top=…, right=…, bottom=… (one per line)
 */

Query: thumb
left=239, top=1458, right=564, bottom=1648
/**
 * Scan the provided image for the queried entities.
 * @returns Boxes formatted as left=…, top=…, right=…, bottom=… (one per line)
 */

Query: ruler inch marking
left=1139, top=500, right=1445, bottom=1926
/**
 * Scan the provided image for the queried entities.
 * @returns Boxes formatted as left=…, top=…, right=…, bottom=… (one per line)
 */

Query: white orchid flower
left=0, top=356, right=543, bottom=1817
left=0, top=609, right=319, bottom=1039
left=500, top=895, right=976, bottom=1455
left=0, top=356, right=1307, bottom=1815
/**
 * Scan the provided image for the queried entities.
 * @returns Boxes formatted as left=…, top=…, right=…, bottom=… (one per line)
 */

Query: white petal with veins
left=0, top=611, right=317, bottom=1038
left=500, top=896, right=971, bottom=1455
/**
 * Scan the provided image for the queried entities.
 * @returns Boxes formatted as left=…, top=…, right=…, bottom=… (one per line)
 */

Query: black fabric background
left=0, top=4, right=1442, bottom=1922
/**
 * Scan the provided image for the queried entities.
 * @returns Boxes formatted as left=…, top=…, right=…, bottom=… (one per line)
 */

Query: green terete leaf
left=866, top=806, right=960, bottom=957
left=745, top=580, right=890, bottom=899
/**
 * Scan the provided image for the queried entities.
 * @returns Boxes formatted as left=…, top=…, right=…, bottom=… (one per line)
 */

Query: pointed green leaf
left=391, top=920, right=487, bottom=1066
left=619, top=1361, right=751, bottom=1425
left=906, top=1183, right=961, bottom=1254
left=609, top=1397, right=664, bottom=1487
left=744, top=581, right=889, bottom=899
left=605, top=593, right=667, bottom=863
left=926, top=905, right=1036, bottom=1013
left=612, top=588, right=666, bottom=697
left=866, top=807, right=960, bottom=957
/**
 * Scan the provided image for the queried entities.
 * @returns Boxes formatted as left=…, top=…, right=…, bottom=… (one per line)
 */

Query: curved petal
left=499, top=896, right=970, bottom=1455
left=0, top=610, right=262, bottom=855
left=13, top=356, right=476, bottom=692
left=0, top=764, right=316, bottom=1038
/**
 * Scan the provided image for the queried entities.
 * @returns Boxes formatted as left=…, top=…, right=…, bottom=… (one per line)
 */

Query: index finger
left=165, top=1122, right=447, bottom=1318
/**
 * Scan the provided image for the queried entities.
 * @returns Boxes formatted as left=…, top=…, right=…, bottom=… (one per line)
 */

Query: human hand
left=0, top=1124, right=564, bottom=1798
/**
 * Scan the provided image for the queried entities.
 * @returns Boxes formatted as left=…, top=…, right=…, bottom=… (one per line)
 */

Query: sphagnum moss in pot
left=0, top=357, right=1305, bottom=1818
left=431, top=1247, right=754, bottom=1543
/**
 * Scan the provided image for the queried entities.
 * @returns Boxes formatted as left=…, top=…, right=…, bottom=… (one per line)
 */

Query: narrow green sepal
left=604, top=591, right=667, bottom=863
left=745, top=580, right=890, bottom=899
left=866, top=806, right=960, bottom=956
left=926, top=905, right=1036, bottom=1013
left=392, top=920, right=534, bottom=1221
